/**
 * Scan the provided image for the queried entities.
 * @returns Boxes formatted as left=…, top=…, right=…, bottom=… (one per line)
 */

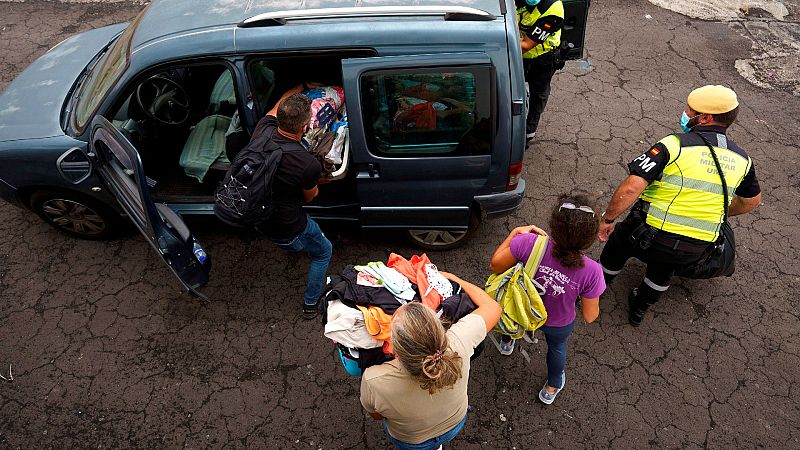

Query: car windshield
left=73, top=11, right=144, bottom=131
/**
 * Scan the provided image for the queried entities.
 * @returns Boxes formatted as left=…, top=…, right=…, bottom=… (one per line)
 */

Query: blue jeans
left=383, top=414, right=467, bottom=450
left=541, top=321, right=576, bottom=389
left=270, top=217, right=332, bottom=306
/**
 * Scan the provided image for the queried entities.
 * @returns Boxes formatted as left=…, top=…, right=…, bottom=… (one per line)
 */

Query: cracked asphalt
left=1, top=0, right=799, bottom=448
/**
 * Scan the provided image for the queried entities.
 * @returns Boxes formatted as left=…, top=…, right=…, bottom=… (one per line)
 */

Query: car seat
left=179, top=65, right=275, bottom=183
left=208, top=70, right=237, bottom=115
left=179, top=114, right=232, bottom=182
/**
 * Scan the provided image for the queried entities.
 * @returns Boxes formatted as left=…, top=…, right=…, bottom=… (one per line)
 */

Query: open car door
left=89, top=116, right=211, bottom=298
left=562, top=0, right=591, bottom=59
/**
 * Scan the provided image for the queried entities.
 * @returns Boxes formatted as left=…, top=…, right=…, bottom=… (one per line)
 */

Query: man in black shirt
left=255, top=86, right=332, bottom=319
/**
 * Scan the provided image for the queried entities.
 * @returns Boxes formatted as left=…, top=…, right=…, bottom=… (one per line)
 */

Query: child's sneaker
left=538, top=371, right=565, bottom=405
left=499, top=338, right=515, bottom=356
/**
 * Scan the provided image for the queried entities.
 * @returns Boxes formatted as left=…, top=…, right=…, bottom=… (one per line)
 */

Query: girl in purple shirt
left=490, top=194, right=606, bottom=404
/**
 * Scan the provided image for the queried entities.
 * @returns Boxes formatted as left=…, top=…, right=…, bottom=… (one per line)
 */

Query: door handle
left=357, top=163, right=380, bottom=179
left=511, top=100, right=524, bottom=116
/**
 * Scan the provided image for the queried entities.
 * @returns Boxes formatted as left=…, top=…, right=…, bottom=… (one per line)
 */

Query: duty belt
left=652, top=233, right=710, bottom=253
left=636, top=201, right=711, bottom=253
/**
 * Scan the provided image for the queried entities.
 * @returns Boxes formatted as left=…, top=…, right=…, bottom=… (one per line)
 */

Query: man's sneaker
left=525, top=132, right=536, bottom=146
left=499, top=338, right=515, bottom=356
left=538, top=371, right=565, bottom=405
left=628, top=288, right=647, bottom=327
left=303, top=302, right=319, bottom=320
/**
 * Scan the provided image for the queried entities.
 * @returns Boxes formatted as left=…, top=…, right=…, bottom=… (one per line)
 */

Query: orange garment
left=387, top=253, right=443, bottom=310
left=356, top=305, right=395, bottom=354
left=393, top=102, right=436, bottom=131
left=357, top=305, right=393, bottom=342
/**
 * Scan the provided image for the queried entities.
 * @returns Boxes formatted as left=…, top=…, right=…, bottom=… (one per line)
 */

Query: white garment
left=328, top=107, right=348, bottom=166
left=325, top=300, right=383, bottom=349
left=423, top=263, right=453, bottom=299
left=356, top=271, right=382, bottom=288
left=355, top=262, right=416, bottom=301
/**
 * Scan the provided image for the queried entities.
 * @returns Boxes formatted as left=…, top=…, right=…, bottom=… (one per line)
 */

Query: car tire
left=29, top=190, right=121, bottom=240
left=405, top=211, right=480, bottom=251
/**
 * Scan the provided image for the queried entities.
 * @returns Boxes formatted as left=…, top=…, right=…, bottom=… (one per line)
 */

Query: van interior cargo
left=107, top=48, right=489, bottom=216
left=110, top=52, right=375, bottom=202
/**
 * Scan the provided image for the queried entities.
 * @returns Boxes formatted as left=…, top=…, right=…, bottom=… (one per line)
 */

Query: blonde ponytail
left=391, top=303, right=463, bottom=394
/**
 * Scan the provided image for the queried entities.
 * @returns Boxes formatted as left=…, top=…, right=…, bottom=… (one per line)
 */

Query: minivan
left=0, top=0, right=589, bottom=295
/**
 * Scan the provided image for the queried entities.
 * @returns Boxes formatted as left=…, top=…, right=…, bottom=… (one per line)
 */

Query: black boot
left=628, top=288, right=648, bottom=327
left=628, top=284, right=663, bottom=327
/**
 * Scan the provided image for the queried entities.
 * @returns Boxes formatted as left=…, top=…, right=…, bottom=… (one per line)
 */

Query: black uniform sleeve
left=301, top=157, right=322, bottom=190
left=628, top=142, right=670, bottom=182
left=520, top=15, right=564, bottom=44
left=734, top=164, right=761, bottom=198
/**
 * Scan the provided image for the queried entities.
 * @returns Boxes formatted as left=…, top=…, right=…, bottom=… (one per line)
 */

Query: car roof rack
left=238, top=6, right=496, bottom=28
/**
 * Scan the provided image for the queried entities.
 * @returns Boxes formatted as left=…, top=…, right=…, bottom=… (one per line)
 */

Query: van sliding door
left=342, top=53, right=495, bottom=230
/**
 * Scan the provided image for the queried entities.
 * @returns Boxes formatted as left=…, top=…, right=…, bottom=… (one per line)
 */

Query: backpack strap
left=695, top=132, right=730, bottom=243
left=523, top=235, right=549, bottom=277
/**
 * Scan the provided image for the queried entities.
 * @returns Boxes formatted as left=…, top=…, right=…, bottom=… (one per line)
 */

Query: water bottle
left=192, top=241, right=207, bottom=264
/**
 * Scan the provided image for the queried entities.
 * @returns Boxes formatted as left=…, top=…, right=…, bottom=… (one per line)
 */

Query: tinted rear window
left=361, top=67, right=493, bottom=157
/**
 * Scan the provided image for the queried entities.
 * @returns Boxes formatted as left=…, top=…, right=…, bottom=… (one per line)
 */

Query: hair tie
left=431, top=350, right=444, bottom=363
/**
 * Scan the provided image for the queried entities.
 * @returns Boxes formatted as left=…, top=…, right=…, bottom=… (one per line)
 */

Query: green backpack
left=485, top=236, right=549, bottom=339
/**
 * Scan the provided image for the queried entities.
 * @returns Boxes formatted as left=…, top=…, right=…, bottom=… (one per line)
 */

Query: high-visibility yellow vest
left=517, top=0, right=564, bottom=59
left=640, top=132, right=753, bottom=242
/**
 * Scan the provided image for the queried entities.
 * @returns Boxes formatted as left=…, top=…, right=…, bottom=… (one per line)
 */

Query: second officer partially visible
left=516, top=0, right=565, bottom=145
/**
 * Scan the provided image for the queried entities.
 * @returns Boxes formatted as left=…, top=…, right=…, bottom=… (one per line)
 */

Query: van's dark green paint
left=0, top=0, right=589, bottom=295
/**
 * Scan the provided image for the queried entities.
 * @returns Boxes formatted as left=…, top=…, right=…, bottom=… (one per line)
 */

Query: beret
left=687, top=85, right=739, bottom=114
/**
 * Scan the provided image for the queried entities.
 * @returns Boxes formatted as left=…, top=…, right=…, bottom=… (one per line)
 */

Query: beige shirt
left=360, top=314, right=487, bottom=444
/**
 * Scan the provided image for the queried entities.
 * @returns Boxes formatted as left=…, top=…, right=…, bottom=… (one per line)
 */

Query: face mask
left=680, top=112, right=700, bottom=133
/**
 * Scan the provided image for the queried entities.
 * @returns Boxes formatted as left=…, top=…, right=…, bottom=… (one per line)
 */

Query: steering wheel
left=135, top=76, right=190, bottom=125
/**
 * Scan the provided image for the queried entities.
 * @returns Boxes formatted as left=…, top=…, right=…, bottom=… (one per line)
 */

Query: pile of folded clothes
left=320, top=253, right=477, bottom=376
left=302, top=86, right=348, bottom=177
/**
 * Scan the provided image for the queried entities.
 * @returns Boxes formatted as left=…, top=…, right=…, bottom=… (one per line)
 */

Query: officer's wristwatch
left=601, top=212, right=615, bottom=224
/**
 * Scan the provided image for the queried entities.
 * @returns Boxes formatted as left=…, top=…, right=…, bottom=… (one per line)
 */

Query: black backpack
left=214, top=120, right=283, bottom=228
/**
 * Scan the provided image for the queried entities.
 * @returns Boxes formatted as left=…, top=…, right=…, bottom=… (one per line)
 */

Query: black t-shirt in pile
left=252, top=116, right=322, bottom=239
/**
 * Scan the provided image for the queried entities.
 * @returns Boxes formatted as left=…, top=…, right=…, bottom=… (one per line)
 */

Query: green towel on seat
left=179, top=114, right=231, bottom=182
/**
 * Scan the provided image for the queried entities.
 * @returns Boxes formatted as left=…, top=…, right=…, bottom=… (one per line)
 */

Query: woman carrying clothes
left=360, top=273, right=501, bottom=450
left=490, top=194, right=605, bottom=404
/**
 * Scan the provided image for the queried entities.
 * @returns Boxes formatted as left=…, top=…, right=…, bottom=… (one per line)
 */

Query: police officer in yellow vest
left=516, top=0, right=564, bottom=144
left=597, top=85, right=762, bottom=327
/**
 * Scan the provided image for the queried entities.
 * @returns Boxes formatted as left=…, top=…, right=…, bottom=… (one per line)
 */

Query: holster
left=627, top=201, right=657, bottom=250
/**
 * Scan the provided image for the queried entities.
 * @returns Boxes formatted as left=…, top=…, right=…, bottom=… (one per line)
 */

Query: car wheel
left=405, top=211, right=480, bottom=251
left=29, top=191, right=120, bottom=240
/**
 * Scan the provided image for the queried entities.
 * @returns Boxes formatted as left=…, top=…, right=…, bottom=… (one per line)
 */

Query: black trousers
left=599, top=204, right=709, bottom=306
left=523, top=52, right=557, bottom=136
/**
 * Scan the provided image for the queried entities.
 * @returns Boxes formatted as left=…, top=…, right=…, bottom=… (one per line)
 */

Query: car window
left=361, top=69, right=492, bottom=157
left=74, top=9, right=145, bottom=131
